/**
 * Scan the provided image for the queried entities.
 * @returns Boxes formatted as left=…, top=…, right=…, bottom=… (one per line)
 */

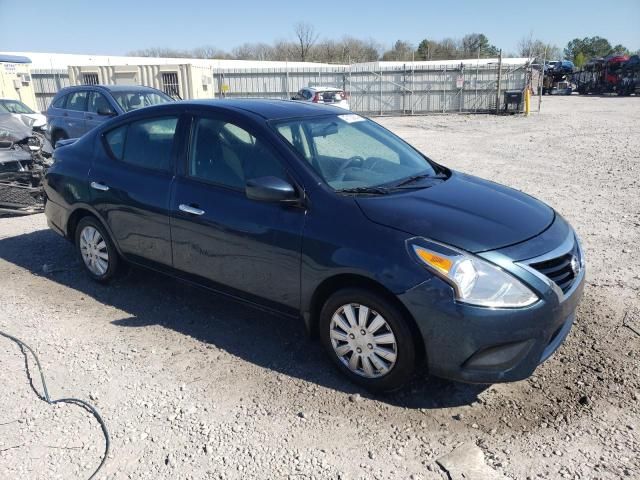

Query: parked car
left=46, top=85, right=173, bottom=146
left=291, top=87, right=349, bottom=109
left=0, top=98, right=47, bottom=132
left=43, top=100, right=585, bottom=391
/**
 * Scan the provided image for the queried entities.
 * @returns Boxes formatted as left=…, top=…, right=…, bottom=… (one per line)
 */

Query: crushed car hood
left=0, top=112, right=34, bottom=143
left=355, top=171, right=555, bottom=253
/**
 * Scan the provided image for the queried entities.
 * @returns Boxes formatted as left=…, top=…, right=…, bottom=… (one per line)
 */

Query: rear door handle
left=90, top=181, right=109, bottom=191
left=179, top=204, right=205, bottom=216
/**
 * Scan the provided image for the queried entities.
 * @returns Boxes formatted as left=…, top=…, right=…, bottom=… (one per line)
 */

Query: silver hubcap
left=79, top=226, right=109, bottom=276
left=329, top=303, right=397, bottom=378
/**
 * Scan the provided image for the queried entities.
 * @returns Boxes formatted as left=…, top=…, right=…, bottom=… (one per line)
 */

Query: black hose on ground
left=0, top=330, right=110, bottom=480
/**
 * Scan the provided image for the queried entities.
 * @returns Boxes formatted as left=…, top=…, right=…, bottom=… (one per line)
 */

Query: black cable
left=0, top=330, right=110, bottom=480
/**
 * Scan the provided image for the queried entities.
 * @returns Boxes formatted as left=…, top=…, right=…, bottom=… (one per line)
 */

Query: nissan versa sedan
left=43, top=100, right=585, bottom=391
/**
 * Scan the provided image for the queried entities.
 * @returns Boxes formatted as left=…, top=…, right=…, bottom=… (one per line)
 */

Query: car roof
left=58, top=84, right=163, bottom=94
left=305, top=86, right=343, bottom=92
left=182, top=99, right=348, bottom=120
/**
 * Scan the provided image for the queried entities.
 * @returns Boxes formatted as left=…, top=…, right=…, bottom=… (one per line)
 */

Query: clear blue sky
left=1, top=0, right=638, bottom=55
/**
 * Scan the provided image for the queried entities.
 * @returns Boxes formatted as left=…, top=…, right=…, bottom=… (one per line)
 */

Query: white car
left=292, top=87, right=350, bottom=110
left=0, top=98, right=47, bottom=132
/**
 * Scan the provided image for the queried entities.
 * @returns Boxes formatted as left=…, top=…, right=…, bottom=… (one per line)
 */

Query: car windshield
left=274, top=114, right=440, bottom=191
left=111, top=91, right=172, bottom=112
left=0, top=100, right=35, bottom=114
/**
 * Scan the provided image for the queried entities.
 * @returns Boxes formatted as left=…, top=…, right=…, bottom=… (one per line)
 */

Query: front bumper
left=398, top=249, right=585, bottom=384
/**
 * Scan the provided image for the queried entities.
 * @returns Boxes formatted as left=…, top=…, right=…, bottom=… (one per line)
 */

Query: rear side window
left=104, top=125, right=126, bottom=160
left=66, top=91, right=88, bottom=111
left=103, top=116, right=178, bottom=171
left=51, top=94, right=67, bottom=109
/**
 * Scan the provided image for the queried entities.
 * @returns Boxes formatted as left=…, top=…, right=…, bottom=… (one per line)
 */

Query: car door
left=63, top=90, right=88, bottom=137
left=89, top=113, right=182, bottom=267
left=85, top=91, right=117, bottom=131
left=169, top=113, right=306, bottom=309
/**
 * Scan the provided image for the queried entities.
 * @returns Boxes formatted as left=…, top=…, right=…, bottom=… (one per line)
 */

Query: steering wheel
left=335, top=155, right=365, bottom=181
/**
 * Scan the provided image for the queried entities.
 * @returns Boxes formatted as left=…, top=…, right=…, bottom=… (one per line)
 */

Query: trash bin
left=503, top=90, right=523, bottom=112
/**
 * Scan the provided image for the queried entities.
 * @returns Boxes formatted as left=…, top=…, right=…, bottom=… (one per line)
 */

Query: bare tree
left=518, top=34, right=561, bottom=61
left=293, top=22, right=319, bottom=61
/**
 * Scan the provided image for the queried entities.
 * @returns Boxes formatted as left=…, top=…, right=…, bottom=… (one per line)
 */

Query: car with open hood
left=43, top=99, right=585, bottom=391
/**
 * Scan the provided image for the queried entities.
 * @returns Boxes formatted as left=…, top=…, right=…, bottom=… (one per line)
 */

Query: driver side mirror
left=246, top=176, right=298, bottom=203
left=97, top=106, right=117, bottom=116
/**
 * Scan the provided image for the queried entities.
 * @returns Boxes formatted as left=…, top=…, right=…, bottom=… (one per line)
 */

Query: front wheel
left=319, top=288, right=416, bottom=392
left=75, top=216, right=120, bottom=282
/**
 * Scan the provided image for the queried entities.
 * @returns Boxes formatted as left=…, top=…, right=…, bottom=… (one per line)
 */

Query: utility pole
left=495, top=49, right=503, bottom=114
left=538, top=46, right=547, bottom=112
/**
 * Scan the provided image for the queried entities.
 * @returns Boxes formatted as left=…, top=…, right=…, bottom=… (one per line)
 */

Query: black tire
left=319, top=288, right=416, bottom=392
left=51, top=130, right=68, bottom=148
left=74, top=216, right=120, bottom=283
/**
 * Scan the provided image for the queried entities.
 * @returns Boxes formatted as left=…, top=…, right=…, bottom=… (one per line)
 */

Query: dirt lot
left=0, top=95, right=638, bottom=480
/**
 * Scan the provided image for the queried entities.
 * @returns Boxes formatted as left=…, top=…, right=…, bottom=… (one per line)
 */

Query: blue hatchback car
left=43, top=100, right=585, bottom=391
left=46, top=85, right=173, bottom=146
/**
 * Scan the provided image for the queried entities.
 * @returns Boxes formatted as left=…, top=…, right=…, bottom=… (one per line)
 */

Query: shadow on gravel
left=0, top=228, right=487, bottom=409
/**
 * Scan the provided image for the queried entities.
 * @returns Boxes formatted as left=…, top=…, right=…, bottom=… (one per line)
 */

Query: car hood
left=355, top=171, right=555, bottom=253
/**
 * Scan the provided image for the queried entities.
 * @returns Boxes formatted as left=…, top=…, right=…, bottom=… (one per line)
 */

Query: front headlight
left=409, top=239, right=538, bottom=308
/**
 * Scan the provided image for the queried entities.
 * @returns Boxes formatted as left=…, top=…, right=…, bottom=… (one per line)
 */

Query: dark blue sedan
left=43, top=100, right=585, bottom=391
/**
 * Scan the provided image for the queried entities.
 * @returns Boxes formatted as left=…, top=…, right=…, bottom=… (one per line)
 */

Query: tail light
left=341, top=91, right=349, bottom=100
left=312, top=93, right=321, bottom=103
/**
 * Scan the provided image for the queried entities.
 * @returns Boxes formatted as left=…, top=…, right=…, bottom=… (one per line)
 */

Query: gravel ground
left=0, top=95, right=638, bottom=480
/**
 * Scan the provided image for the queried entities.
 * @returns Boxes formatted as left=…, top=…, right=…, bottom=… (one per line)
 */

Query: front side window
left=66, top=91, right=88, bottom=112
left=189, top=117, right=286, bottom=189
left=104, top=116, right=178, bottom=171
left=274, top=114, right=438, bottom=191
left=111, top=91, right=172, bottom=112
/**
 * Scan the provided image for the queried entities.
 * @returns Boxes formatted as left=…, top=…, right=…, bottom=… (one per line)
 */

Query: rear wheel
left=75, top=216, right=120, bottom=282
left=319, top=288, right=416, bottom=392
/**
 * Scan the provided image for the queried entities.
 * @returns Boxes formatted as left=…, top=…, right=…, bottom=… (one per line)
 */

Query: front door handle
left=179, top=204, right=205, bottom=216
left=90, top=181, right=110, bottom=191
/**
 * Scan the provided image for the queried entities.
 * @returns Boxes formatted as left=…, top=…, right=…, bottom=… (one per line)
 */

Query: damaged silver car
left=0, top=113, right=53, bottom=215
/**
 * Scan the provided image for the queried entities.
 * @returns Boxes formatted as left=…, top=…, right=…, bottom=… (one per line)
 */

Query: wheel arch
left=306, top=273, right=426, bottom=364
left=66, top=206, right=123, bottom=256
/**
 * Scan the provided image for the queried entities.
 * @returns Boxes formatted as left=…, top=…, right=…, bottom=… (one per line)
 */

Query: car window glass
left=51, top=94, right=67, bottom=109
left=104, top=125, right=126, bottom=160
left=189, top=117, right=286, bottom=190
left=88, top=92, right=112, bottom=114
left=278, top=123, right=311, bottom=161
left=314, top=122, right=400, bottom=164
left=1, top=100, right=34, bottom=114
left=104, top=117, right=177, bottom=170
left=66, top=91, right=88, bottom=112
left=121, top=117, right=178, bottom=171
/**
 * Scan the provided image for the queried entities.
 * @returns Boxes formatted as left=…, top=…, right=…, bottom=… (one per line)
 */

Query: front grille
left=529, top=242, right=581, bottom=294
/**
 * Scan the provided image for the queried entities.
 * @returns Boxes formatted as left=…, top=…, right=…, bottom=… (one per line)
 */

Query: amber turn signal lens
left=414, top=247, right=453, bottom=274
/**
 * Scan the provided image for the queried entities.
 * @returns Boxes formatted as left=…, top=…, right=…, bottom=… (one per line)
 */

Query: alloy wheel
left=79, top=226, right=109, bottom=276
left=329, top=303, right=398, bottom=378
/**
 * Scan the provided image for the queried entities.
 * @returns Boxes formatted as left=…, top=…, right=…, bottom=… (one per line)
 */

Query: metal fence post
left=379, top=68, right=383, bottom=115
left=495, top=49, right=503, bottom=114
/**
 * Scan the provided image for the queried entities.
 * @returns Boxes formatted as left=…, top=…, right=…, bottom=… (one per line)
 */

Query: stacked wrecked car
left=0, top=113, right=52, bottom=215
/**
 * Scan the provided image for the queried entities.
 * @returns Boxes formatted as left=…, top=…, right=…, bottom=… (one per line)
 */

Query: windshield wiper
left=389, top=172, right=447, bottom=189
left=336, top=186, right=390, bottom=195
